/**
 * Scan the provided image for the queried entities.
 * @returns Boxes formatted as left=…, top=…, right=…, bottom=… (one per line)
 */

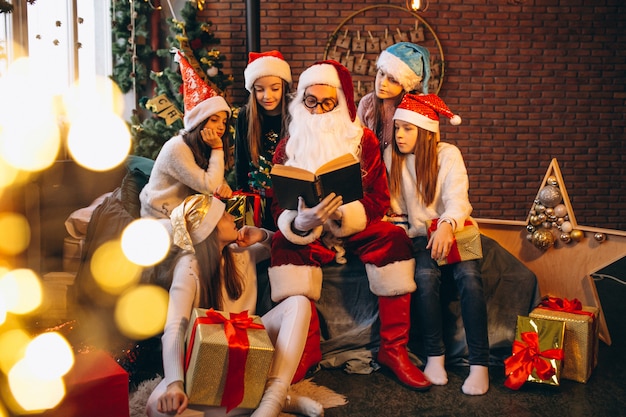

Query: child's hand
left=236, top=226, right=267, bottom=247
left=201, top=128, right=223, bottom=149
left=426, top=221, right=455, bottom=261
left=215, top=182, right=233, bottom=198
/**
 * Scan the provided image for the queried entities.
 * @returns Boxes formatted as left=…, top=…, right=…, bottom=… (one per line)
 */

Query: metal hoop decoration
left=323, top=4, right=444, bottom=95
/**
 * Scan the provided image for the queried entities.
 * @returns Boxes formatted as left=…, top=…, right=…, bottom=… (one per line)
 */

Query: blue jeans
left=412, top=236, right=490, bottom=366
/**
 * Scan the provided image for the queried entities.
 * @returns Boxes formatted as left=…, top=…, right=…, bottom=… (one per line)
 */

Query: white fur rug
left=129, top=376, right=347, bottom=417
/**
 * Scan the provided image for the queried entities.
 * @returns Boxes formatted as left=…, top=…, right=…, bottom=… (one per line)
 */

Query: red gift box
left=42, top=349, right=129, bottom=417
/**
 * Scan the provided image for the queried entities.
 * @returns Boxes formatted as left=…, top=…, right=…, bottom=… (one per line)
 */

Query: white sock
left=462, top=365, right=489, bottom=396
left=423, top=355, right=448, bottom=385
left=250, top=378, right=289, bottom=417
left=284, top=392, right=324, bottom=417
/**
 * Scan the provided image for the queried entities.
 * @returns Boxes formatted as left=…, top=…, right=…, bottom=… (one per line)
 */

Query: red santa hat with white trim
left=296, top=59, right=357, bottom=122
left=393, top=93, right=462, bottom=133
left=175, top=50, right=231, bottom=131
left=244, top=50, right=292, bottom=92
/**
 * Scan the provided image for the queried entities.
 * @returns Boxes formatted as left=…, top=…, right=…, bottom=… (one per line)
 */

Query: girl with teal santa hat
left=357, top=41, right=431, bottom=154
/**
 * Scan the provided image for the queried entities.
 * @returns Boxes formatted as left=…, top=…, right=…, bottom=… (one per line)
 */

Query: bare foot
left=424, top=355, right=448, bottom=386
left=462, top=365, right=489, bottom=395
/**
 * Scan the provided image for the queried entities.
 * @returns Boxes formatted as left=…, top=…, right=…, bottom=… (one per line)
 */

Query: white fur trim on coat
left=277, top=210, right=323, bottom=245
left=268, top=264, right=323, bottom=302
left=365, top=259, right=417, bottom=296
left=326, top=200, right=367, bottom=238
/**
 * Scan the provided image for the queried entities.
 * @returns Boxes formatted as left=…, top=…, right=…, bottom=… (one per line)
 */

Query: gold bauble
left=529, top=215, right=542, bottom=226
left=532, top=229, right=555, bottom=250
left=547, top=176, right=558, bottom=186
left=594, top=233, right=606, bottom=243
left=570, top=229, right=584, bottom=242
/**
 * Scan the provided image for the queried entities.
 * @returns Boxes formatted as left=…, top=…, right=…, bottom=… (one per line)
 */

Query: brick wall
left=198, top=0, right=626, bottom=231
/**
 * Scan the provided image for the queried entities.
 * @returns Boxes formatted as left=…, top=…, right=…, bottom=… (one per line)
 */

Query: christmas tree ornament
left=532, top=229, right=555, bottom=250
left=561, top=221, right=573, bottom=233
left=593, top=233, right=606, bottom=243
left=538, top=185, right=562, bottom=207
left=547, top=176, right=558, bottom=186
left=554, top=204, right=567, bottom=218
left=570, top=229, right=584, bottom=242
left=559, top=232, right=571, bottom=243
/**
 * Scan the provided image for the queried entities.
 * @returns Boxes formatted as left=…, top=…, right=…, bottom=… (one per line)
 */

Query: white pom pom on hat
left=393, top=93, right=462, bottom=133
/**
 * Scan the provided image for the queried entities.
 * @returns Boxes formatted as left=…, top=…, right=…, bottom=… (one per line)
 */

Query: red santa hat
left=175, top=50, right=231, bottom=131
left=244, top=50, right=293, bottom=92
left=296, top=60, right=357, bottom=122
left=393, top=93, right=462, bottom=133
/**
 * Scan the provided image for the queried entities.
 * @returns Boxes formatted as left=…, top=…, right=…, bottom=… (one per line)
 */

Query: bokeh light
left=63, top=76, right=126, bottom=119
left=0, top=268, right=42, bottom=314
left=121, top=218, right=171, bottom=266
left=0, top=155, right=20, bottom=189
left=0, top=58, right=61, bottom=172
left=0, top=329, right=31, bottom=374
left=115, top=285, right=168, bottom=340
left=8, top=359, right=65, bottom=411
left=66, top=111, right=131, bottom=171
left=0, top=212, right=31, bottom=256
left=91, top=239, right=142, bottom=294
left=24, top=332, right=74, bottom=379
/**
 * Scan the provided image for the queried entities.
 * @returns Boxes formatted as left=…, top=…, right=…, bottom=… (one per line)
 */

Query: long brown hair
left=246, top=79, right=291, bottom=166
left=369, top=93, right=405, bottom=154
left=182, top=115, right=231, bottom=171
left=388, top=127, right=440, bottom=207
left=172, top=229, right=245, bottom=310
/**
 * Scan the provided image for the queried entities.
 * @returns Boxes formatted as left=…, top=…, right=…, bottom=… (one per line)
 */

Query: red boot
left=292, top=300, right=322, bottom=383
left=377, top=294, right=432, bottom=391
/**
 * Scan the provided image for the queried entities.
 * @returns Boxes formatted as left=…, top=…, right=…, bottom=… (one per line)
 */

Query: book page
left=316, top=154, right=359, bottom=176
left=270, top=164, right=316, bottom=182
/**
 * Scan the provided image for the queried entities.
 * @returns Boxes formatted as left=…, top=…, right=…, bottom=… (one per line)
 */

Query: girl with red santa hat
left=385, top=93, right=490, bottom=395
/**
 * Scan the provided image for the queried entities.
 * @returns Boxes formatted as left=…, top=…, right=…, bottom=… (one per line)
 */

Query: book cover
left=270, top=153, right=363, bottom=210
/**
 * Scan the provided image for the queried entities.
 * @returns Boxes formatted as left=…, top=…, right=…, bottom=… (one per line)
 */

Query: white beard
left=285, top=100, right=363, bottom=172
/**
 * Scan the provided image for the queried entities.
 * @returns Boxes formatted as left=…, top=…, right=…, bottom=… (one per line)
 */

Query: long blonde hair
left=388, top=127, right=439, bottom=206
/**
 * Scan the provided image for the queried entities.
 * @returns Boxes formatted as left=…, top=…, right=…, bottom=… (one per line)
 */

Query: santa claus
left=269, top=60, right=432, bottom=391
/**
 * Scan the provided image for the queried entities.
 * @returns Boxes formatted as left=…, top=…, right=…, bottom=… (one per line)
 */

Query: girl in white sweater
left=384, top=93, right=490, bottom=396
left=146, top=194, right=323, bottom=417
left=140, top=51, right=233, bottom=219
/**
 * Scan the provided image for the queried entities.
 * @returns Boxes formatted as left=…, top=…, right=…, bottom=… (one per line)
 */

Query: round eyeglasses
left=303, top=95, right=338, bottom=112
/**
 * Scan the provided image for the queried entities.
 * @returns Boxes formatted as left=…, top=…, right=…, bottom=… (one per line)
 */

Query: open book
left=270, top=153, right=363, bottom=210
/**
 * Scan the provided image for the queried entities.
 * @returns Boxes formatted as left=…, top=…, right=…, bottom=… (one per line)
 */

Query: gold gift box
left=514, top=316, right=565, bottom=386
left=530, top=305, right=599, bottom=383
left=185, top=308, right=275, bottom=408
left=427, top=219, right=483, bottom=266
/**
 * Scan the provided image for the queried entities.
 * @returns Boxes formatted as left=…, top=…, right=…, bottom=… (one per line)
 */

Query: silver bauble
left=538, top=185, right=562, bottom=207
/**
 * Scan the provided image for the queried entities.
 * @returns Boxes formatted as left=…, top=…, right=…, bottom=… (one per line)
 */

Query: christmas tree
left=110, top=0, right=234, bottom=160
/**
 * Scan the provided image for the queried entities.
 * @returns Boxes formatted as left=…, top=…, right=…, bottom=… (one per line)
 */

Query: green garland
left=111, top=1, right=235, bottom=160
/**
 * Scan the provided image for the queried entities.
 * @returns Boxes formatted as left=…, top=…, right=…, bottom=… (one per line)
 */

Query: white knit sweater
left=139, top=134, right=225, bottom=219
left=383, top=141, right=473, bottom=238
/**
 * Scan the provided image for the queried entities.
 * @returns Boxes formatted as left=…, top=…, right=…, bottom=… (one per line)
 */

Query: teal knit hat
left=376, top=42, right=431, bottom=94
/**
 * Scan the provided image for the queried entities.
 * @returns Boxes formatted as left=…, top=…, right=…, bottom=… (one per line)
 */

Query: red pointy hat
left=393, top=93, right=461, bottom=132
left=175, top=50, right=230, bottom=131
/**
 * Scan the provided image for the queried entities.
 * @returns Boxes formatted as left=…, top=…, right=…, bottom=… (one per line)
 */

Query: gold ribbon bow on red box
left=504, top=331, right=565, bottom=390
left=185, top=309, right=266, bottom=411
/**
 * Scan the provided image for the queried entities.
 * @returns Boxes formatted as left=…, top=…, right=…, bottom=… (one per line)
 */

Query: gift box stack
left=184, top=308, right=274, bottom=411
left=529, top=297, right=599, bottom=383
left=505, top=297, right=599, bottom=389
